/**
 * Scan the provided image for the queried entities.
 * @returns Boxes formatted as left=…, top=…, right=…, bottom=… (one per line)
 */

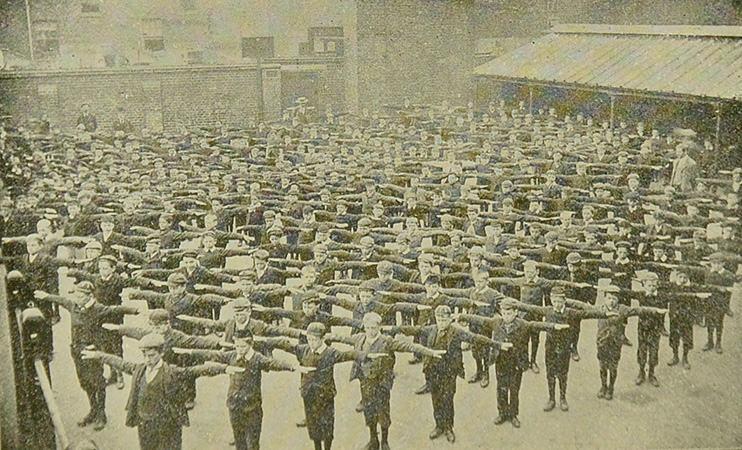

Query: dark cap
left=550, top=285, right=566, bottom=297
left=149, top=309, right=170, bottom=325
left=424, top=274, right=441, bottom=285
left=182, top=250, right=199, bottom=259
left=306, top=322, right=326, bottom=337
left=167, top=273, right=188, bottom=285
left=253, top=249, right=269, bottom=259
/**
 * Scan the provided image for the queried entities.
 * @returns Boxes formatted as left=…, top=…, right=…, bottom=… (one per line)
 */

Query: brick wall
left=0, top=65, right=280, bottom=132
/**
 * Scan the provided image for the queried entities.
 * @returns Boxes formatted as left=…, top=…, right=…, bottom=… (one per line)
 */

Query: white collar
left=365, top=333, right=381, bottom=346
left=81, top=298, right=96, bottom=310
left=241, top=348, right=255, bottom=362
left=314, top=343, right=328, bottom=355
left=146, top=359, right=163, bottom=374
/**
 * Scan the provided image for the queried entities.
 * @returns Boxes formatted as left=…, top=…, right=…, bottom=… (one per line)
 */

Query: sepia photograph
left=0, top=1, right=741, bottom=449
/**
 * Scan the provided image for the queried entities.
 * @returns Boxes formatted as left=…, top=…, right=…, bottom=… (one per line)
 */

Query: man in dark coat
left=81, top=333, right=236, bottom=450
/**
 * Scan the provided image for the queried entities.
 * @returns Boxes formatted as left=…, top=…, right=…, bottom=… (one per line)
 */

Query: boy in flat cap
left=174, top=332, right=312, bottom=450
left=391, top=305, right=510, bottom=442
left=333, top=312, right=445, bottom=450
left=456, top=300, right=566, bottom=427
left=271, top=322, right=367, bottom=450
left=503, top=286, right=614, bottom=412
left=593, top=283, right=667, bottom=400
left=34, top=281, right=140, bottom=430
left=68, top=254, right=151, bottom=388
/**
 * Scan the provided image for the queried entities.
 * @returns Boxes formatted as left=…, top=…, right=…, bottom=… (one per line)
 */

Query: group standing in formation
left=0, top=98, right=740, bottom=450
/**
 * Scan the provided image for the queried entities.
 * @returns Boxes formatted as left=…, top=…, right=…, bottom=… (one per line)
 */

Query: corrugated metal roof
left=474, top=30, right=742, bottom=100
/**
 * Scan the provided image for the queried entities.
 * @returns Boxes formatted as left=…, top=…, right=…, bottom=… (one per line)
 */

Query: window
left=141, top=19, right=164, bottom=52
left=81, top=0, right=101, bottom=15
left=242, top=37, right=274, bottom=59
left=308, top=27, right=344, bottom=56
left=33, top=21, right=59, bottom=59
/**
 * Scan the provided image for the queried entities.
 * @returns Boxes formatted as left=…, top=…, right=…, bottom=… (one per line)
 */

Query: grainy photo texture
left=0, top=1, right=741, bottom=449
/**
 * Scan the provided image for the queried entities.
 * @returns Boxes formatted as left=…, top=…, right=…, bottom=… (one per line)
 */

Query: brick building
left=0, top=0, right=740, bottom=130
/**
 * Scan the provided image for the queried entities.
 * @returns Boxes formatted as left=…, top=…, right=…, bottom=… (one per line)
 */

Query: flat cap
left=363, top=312, right=382, bottom=326
left=358, top=217, right=372, bottom=227
left=306, top=322, right=326, bottom=337
left=138, top=333, right=165, bottom=349
left=181, top=250, right=199, bottom=259
left=253, top=249, right=269, bottom=259
left=566, top=252, right=582, bottom=264
left=550, top=285, right=566, bottom=297
left=434, top=305, right=452, bottom=316
left=149, top=309, right=170, bottom=325
left=232, top=297, right=252, bottom=311
left=85, top=240, right=103, bottom=250
left=709, top=252, right=726, bottom=262
left=167, top=273, right=188, bottom=285
left=99, top=254, right=117, bottom=265
left=598, top=283, right=621, bottom=293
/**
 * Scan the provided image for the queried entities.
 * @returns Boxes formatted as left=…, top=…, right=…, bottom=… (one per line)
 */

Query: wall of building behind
left=0, top=65, right=283, bottom=132
left=356, top=0, right=476, bottom=110
left=0, top=0, right=740, bottom=125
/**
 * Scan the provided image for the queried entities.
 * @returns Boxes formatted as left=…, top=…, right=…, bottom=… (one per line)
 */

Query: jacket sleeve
left=116, top=325, right=149, bottom=340
left=40, top=294, right=76, bottom=311
left=97, top=353, right=139, bottom=375
left=388, top=338, right=439, bottom=357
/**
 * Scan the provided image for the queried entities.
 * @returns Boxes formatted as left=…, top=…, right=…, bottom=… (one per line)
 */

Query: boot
left=667, top=354, right=680, bottom=366
left=480, top=371, right=490, bottom=388
left=415, top=383, right=430, bottom=395
left=468, top=371, right=482, bottom=384
left=559, top=397, right=569, bottom=411
left=92, top=414, right=107, bottom=431
left=634, top=370, right=645, bottom=385
left=77, top=411, right=95, bottom=427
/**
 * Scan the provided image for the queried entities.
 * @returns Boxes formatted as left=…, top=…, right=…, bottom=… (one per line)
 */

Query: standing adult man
left=76, top=103, right=98, bottom=132
left=81, top=333, right=239, bottom=450
left=669, top=142, right=699, bottom=192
